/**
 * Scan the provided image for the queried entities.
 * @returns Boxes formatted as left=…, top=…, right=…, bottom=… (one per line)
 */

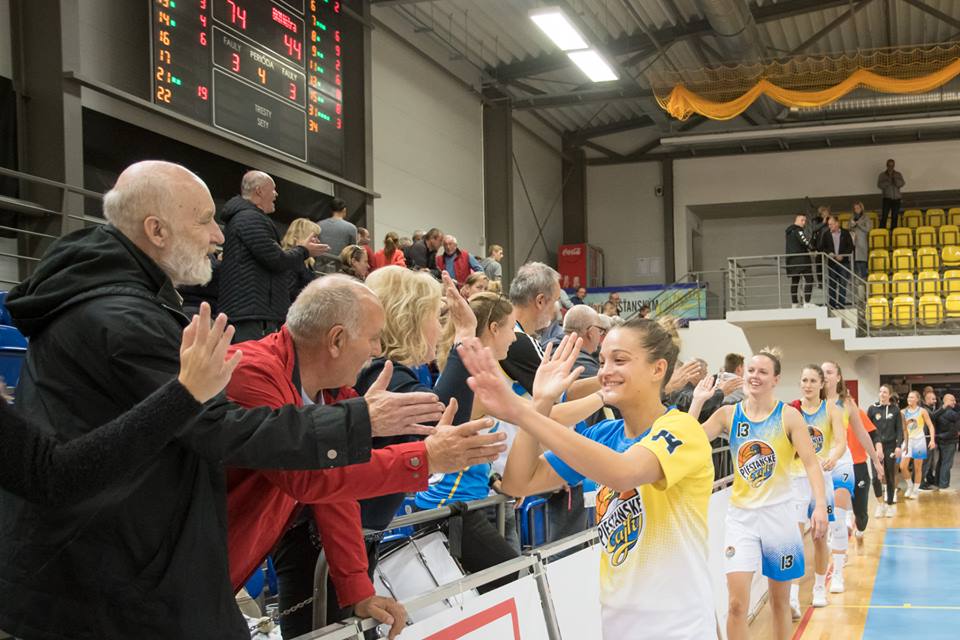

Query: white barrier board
left=544, top=544, right=602, bottom=638
left=401, top=574, right=549, bottom=640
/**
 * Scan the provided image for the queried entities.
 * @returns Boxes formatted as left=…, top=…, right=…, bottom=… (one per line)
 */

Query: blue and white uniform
left=790, top=400, right=836, bottom=523
left=830, top=400, right=856, bottom=495
left=902, top=407, right=928, bottom=461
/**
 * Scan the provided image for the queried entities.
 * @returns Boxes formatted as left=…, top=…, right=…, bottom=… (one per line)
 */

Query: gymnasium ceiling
left=370, top=0, right=960, bottom=160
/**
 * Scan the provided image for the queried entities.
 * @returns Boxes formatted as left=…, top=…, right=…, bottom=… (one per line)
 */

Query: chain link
left=273, top=595, right=314, bottom=621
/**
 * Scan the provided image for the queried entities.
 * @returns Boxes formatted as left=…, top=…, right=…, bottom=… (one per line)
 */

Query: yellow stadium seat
left=869, top=250, right=889, bottom=274
left=946, top=293, right=960, bottom=319
left=926, top=209, right=945, bottom=228
left=867, top=273, right=889, bottom=298
left=944, top=270, right=960, bottom=295
left=949, top=208, right=960, bottom=227
left=837, top=212, right=852, bottom=229
left=940, top=225, right=960, bottom=246
left=867, top=296, right=890, bottom=329
left=917, top=271, right=941, bottom=297
left=891, top=271, right=915, bottom=297
left=891, top=227, right=913, bottom=249
left=869, top=228, right=889, bottom=251
left=917, top=246, right=940, bottom=271
left=943, top=245, right=960, bottom=268
left=902, top=210, right=923, bottom=228
left=868, top=211, right=880, bottom=228
left=892, top=295, right=915, bottom=328
left=918, top=294, right=943, bottom=327
left=892, top=248, right=914, bottom=272
left=915, top=226, right=937, bottom=247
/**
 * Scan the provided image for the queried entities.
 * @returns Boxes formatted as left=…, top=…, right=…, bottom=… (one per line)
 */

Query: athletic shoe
left=874, top=504, right=885, bottom=518
left=905, top=488, right=916, bottom=499
left=812, top=584, right=829, bottom=606
left=885, top=504, right=896, bottom=518
left=830, top=573, right=845, bottom=594
left=790, top=599, right=802, bottom=619
left=854, top=529, right=865, bottom=543
left=919, top=484, right=935, bottom=491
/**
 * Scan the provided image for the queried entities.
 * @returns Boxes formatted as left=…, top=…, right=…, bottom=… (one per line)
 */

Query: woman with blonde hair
left=460, top=272, right=489, bottom=300
left=281, top=218, right=322, bottom=300
left=338, top=244, right=369, bottom=280
left=371, top=231, right=406, bottom=270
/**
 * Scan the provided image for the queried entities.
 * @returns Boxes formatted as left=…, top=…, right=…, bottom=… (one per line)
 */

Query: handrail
left=0, top=166, right=105, bottom=200
left=361, top=494, right=510, bottom=536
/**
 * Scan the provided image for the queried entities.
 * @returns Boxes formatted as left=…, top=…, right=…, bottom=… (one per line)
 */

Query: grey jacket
left=848, top=212, right=872, bottom=262
left=878, top=170, right=905, bottom=199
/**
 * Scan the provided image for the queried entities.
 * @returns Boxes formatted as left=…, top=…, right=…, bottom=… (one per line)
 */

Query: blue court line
left=863, top=528, right=960, bottom=639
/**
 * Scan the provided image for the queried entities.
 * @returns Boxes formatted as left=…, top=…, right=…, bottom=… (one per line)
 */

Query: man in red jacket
left=436, top=235, right=481, bottom=285
left=225, top=275, right=505, bottom=638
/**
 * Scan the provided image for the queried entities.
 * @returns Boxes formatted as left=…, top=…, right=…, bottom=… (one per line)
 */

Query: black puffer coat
left=219, top=196, right=308, bottom=323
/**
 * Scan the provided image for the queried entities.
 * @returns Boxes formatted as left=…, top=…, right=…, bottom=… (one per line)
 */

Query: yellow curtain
left=659, top=57, right=960, bottom=121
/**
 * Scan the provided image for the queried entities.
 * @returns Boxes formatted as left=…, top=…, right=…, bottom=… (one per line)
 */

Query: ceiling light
left=567, top=49, right=619, bottom=82
left=529, top=7, right=589, bottom=52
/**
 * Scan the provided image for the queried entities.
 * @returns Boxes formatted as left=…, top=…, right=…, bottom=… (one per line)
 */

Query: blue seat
left=519, top=496, right=549, bottom=549
left=243, top=556, right=278, bottom=600
left=0, top=325, right=27, bottom=389
left=381, top=495, right=418, bottom=544
left=0, top=292, right=11, bottom=326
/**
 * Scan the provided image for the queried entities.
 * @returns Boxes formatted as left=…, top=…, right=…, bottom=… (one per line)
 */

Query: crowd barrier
left=290, top=446, right=772, bottom=640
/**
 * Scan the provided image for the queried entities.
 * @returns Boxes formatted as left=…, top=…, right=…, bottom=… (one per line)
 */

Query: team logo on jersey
left=596, top=486, right=644, bottom=567
left=808, top=425, right=824, bottom=454
left=874, top=412, right=882, bottom=421
left=737, top=440, right=777, bottom=488
left=725, top=546, right=736, bottom=558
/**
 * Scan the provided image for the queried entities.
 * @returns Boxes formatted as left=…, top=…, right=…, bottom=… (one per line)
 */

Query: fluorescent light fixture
left=529, top=7, right=589, bottom=51
left=567, top=49, right=619, bottom=82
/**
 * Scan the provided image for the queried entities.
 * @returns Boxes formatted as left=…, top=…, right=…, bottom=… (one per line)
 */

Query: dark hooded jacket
left=0, top=224, right=372, bottom=639
left=218, top=195, right=309, bottom=323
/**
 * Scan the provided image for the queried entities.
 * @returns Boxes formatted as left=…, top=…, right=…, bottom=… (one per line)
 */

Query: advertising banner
left=545, top=545, right=602, bottom=638
left=571, top=284, right=707, bottom=320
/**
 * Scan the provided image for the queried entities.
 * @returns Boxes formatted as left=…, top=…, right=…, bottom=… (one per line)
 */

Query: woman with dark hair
left=868, top=384, right=903, bottom=517
left=371, top=231, right=407, bottom=270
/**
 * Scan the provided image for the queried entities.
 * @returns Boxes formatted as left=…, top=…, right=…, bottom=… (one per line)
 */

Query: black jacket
left=816, top=227, right=854, bottom=264
left=869, top=402, right=903, bottom=445
left=0, top=225, right=372, bottom=639
left=784, top=224, right=814, bottom=273
left=219, top=196, right=309, bottom=323
left=406, top=239, right=441, bottom=279
left=934, top=405, right=960, bottom=442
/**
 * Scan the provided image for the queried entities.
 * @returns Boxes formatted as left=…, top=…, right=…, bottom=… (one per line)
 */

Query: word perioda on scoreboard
left=151, top=0, right=344, bottom=174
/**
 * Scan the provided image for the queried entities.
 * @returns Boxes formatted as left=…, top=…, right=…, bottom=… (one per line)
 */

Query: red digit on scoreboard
left=197, top=85, right=209, bottom=100
left=283, top=34, right=302, bottom=61
left=231, top=52, right=240, bottom=72
left=226, top=0, right=247, bottom=30
left=288, top=83, right=297, bottom=101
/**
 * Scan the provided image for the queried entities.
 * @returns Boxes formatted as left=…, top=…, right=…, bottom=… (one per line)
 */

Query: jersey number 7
left=652, top=430, right=683, bottom=454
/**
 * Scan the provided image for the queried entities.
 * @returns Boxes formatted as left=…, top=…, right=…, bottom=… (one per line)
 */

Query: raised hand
left=442, top=271, right=477, bottom=342
left=691, top=374, right=716, bottom=405
left=457, top=338, right=527, bottom=425
left=364, top=361, right=444, bottom=437
left=424, top=398, right=507, bottom=473
left=177, top=302, right=243, bottom=403
left=532, top=334, right=585, bottom=406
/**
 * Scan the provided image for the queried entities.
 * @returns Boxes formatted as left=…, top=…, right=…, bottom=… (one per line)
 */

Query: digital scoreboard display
left=151, top=0, right=344, bottom=174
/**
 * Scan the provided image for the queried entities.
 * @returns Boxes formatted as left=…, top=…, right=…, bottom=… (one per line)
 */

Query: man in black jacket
left=932, top=394, right=959, bottom=489
left=0, top=161, right=443, bottom=640
left=219, top=170, right=328, bottom=342
left=816, top=215, right=855, bottom=309
left=406, top=227, right=443, bottom=278
left=785, top=213, right=814, bottom=307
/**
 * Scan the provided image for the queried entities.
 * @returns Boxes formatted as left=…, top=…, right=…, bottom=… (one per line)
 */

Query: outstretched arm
left=786, top=407, right=827, bottom=539
left=823, top=403, right=847, bottom=471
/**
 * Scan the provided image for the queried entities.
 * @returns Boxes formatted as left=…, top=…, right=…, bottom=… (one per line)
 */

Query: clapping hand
left=532, top=334, right=585, bottom=406
left=364, top=361, right=444, bottom=438
left=691, top=374, right=716, bottom=405
left=458, top=338, right=526, bottom=425
left=177, top=302, right=243, bottom=403
left=442, top=271, right=477, bottom=342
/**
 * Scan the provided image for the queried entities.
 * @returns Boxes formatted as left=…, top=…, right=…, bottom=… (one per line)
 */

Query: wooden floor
left=749, top=485, right=960, bottom=639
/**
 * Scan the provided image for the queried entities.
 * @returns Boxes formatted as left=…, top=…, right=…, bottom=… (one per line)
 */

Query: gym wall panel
left=511, top=124, right=562, bottom=273
left=700, top=215, right=790, bottom=273
left=0, top=0, right=10, bottom=79
left=674, top=139, right=960, bottom=276
left=370, top=28, right=484, bottom=256
left=586, top=162, right=663, bottom=286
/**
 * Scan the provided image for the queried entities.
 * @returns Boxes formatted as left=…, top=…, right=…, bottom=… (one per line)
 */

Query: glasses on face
left=591, top=325, right=607, bottom=337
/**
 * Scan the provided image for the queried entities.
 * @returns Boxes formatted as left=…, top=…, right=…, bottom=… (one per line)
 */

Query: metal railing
left=726, top=251, right=958, bottom=337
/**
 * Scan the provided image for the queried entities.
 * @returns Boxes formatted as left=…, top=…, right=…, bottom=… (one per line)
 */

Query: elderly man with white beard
left=0, top=161, right=446, bottom=639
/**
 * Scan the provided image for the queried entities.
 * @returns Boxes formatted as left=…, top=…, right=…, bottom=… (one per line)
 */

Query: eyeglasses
left=591, top=325, right=607, bottom=337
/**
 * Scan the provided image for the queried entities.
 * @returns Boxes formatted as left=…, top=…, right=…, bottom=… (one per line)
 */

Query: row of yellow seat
left=867, top=271, right=960, bottom=298
left=868, top=225, right=960, bottom=251
left=867, top=246, right=960, bottom=273
left=867, top=294, right=959, bottom=328
left=840, top=207, right=960, bottom=231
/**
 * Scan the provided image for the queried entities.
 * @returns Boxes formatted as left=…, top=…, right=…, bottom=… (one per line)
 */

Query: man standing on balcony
left=878, top=158, right=905, bottom=230
left=817, top=215, right=855, bottom=309
left=785, top=213, right=815, bottom=307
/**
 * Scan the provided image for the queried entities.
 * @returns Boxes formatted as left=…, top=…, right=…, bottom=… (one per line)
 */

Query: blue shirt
left=545, top=419, right=649, bottom=486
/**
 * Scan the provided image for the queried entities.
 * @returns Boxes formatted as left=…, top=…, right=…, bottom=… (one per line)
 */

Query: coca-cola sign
left=560, top=246, right=582, bottom=257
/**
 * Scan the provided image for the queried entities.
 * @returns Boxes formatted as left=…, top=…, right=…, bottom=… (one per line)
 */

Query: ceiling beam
left=566, top=115, right=655, bottom=143
left=898, top=0, right=960, bottom=32
left=789, top=0, right=876, bottom=56
left=511, top=84, right=653, bottom=110
left=582, top=141, right=626, bottom=160
left=489, top=0, right=859, bottom=81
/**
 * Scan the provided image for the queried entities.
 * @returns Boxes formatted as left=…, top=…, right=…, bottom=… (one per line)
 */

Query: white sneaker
left=855, top=529, right=865, bottom=543
left=885, top=504, right=896, bottom=518
left=830, top=572, right=845, bottom=594
left=905, top=488, right=916, bottom=500
left=790, top=599, right=802, bottom=619
left=812, top=584, right=828, bottom=607
left=874, top=504, right=885, bottom=518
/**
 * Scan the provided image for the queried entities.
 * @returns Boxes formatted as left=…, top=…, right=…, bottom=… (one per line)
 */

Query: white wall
left=370, top=29, right=484, bottom=255
left=586, top=162, right=664, bottom=285
left=0, top=0, right=10, bottom=79
left=511, top=124, right=562, bottom=272
left=674, top=139, right=960, bottom=274
left=700, top=215, right=789, bottom=272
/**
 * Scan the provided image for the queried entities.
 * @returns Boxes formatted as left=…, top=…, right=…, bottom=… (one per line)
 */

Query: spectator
left=407, top=227, right=443, bottom=278
left=816, top=215, right=854, bottom=309
left=318, top=197, right=357, bottom=257
left=920, top=389, right=940, bottom=490
left=602, top=301, right=618, bottom=317
left=878, top=158, right=905, bottom=229
left=0, top=161, right=438, bottom=639
left=220, top=170, right=328, bottom=342
left=372, top=231, right=407, bottom=270
left=538, top=302, right=565, bottom=349
left=570, top=286, right=587, bottom=306
left=552, top=304, right=605, bottom=375
left=718, top=352, right=745, bottom=405
left=638, top=303, right=651, bottom=319
left=932, top=394, right=959, bottom=490
left=339, top=244, right=369, bottom=280
left=357, top=226, right=376, bottom=271
left=436, top=234, right=482, bottom=284
left=179, top=251, right=222, bottom=316
left=664, top=359, right=737, bottom=421
left=848, top=201, right=872, bottom=280
left=280, top=218, right=322, bottom=301
left=412, top=229, right=425, bottom=243
left=487, top=279, right=503, bottom=295
left=460, top=271, right=489, bottom=299
left=480, top=244, right=504, bottom=282
left=607, top=291, right=622, bottom=315
left=225, top=276, right=503, bottom=638
left=785, top=213, right=814, bottom=307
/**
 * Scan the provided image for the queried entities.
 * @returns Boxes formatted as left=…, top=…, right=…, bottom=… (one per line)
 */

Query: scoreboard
left=151, top=0, right=344, bottom=174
